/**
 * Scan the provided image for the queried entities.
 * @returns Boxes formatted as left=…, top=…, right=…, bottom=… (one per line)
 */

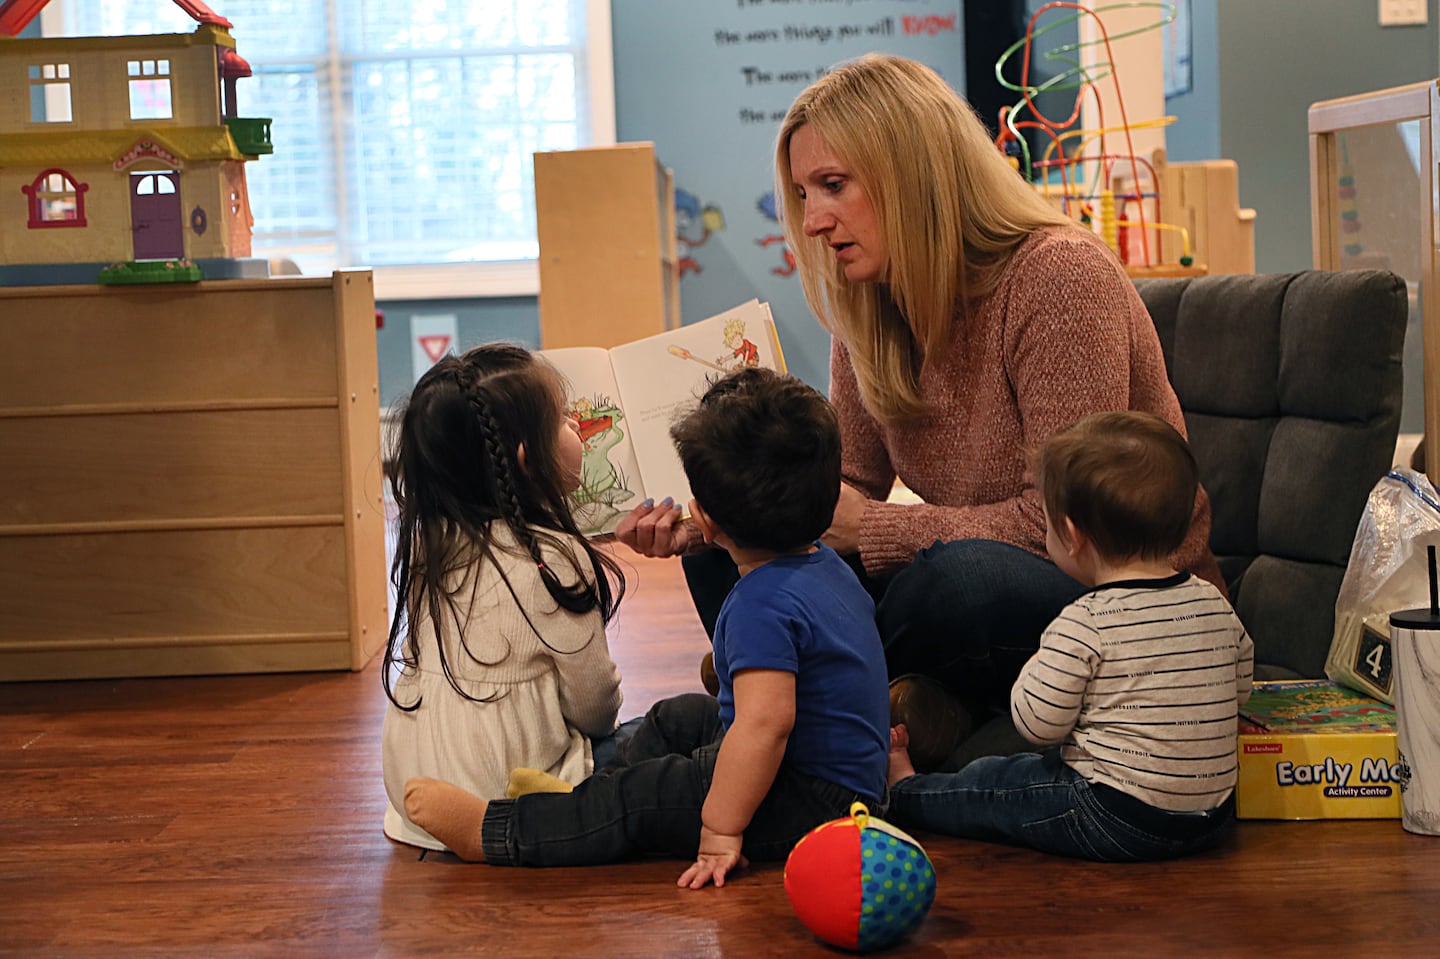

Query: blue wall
left=1164, top=0, right=1219, bottom=162
left=610, top=0, right=966, bottom=392
left=375, top=296, right=540, bottom=412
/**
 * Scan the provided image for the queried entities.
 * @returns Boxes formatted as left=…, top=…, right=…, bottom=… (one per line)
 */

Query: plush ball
left=783, top=802, right=936, bottom=952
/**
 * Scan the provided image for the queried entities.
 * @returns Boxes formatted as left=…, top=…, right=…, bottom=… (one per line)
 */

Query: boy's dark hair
left=1034, top=410, right=1197, bottom=561
left=670, top=368, right=840, bottom=552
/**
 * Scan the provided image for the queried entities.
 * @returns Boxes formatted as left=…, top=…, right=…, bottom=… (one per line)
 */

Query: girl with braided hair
left=380, top=343, right=629, bottom=852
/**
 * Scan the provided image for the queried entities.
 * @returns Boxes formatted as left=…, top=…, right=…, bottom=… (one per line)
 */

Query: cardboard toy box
left=1236, top=679, right=1402, bottom=820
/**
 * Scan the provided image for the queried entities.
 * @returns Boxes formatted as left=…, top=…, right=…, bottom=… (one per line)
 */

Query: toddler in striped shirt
left=886, top=410, right=1254, bottom=861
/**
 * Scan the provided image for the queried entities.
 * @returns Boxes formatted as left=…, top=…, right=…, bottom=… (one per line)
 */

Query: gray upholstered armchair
left=949, top=269, right=1407, bottom=768
left=1134, top=270, right=1407, bottom=679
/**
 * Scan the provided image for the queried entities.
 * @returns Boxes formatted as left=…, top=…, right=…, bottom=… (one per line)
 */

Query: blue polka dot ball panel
left=856, top=822, right=936, bottom=951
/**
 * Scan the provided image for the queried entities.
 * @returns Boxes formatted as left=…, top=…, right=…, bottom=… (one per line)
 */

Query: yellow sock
left=507, top=767, right=575, bottom=798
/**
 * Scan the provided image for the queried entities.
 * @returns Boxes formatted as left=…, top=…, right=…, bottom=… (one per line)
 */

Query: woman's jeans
left=683, top=538, right=1087, bottom=714
left=479, top=693, right=874, bottom=867
left=888, top=748, right=1235, bottom=862
left=590, top=716, right=644, bottom=771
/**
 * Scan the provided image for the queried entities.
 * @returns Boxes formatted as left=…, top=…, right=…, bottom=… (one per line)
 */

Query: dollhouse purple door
left=130, top=170, right=183, bottom=260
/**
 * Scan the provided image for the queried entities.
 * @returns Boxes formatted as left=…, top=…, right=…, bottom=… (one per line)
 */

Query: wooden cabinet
left=534, top=142, right=680, bottom=349
left=0, top=272, right=388, bottom=681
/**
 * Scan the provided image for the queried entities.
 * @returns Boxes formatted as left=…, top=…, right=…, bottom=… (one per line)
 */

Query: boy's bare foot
left=700, top=650, right=720, bottom=697
left=888, top=724, right=918, bottom=786
left=403, top=776, right=489, bottom=861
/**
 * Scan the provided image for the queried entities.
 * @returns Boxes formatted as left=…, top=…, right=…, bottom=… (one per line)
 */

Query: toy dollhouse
left=0, top=0, right=272, bottom=284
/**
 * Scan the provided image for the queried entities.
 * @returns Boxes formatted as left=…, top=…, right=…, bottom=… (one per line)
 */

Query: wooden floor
left=3, top=553, right=1437, bottom=958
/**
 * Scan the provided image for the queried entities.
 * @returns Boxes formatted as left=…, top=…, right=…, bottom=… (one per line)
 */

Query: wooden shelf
left=534, top=143, right=680, bottom=349
left=1126, top=263, right=1209, bottom=279
left=0, top=272, right=388, bottom=681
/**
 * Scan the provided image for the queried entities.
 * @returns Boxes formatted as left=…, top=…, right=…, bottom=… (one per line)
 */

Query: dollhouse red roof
left=0, top=0, right=232, bottom=38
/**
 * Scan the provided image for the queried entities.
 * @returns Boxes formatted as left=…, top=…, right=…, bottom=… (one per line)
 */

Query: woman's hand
left=821, top=483, right=867, bottom=556
left=614, top=497, right=700, bottom=558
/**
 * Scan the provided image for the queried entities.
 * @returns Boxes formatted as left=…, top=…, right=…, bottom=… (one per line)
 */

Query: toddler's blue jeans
left=888, top=747, right=1234, bottom=862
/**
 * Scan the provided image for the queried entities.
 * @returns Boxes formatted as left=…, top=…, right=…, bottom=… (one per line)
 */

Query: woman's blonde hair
left=776, top=53, right=1074, bottom=423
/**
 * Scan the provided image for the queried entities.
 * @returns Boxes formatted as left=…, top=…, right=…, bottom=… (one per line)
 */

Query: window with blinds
left=55, top=1, right=612, bottom=295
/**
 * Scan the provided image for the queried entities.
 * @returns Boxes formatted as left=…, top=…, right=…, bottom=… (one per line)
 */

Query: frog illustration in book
left=755, top=190, right=796, bottom=278
left=567, top=394, right=636, bottom=534
left=676, top=187, right=726, bottom=279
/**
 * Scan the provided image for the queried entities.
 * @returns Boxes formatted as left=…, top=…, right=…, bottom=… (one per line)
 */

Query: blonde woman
left=618, top=54, right=1222, bottom=771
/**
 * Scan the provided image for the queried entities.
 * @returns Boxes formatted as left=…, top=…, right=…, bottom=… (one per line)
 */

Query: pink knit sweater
left=831, top=226, right=1225, bottom=592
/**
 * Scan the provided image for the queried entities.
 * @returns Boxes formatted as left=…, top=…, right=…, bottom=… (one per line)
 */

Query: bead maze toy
left=0, top=0, right=273, bottom=285
left=996, top=1, right=1254, bottom=276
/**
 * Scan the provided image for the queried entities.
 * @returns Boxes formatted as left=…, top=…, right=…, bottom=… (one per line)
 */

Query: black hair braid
left=469, top=390, right=575, bottom=600
left=481, top=385, right=624, bottom=618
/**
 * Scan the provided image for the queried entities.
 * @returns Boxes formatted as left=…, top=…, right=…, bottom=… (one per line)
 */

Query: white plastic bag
left=1327, top=468, right=1440, bottom=702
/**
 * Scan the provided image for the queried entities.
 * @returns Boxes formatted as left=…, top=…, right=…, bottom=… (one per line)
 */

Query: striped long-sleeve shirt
left=1011, top=572, right=1255, bottom=812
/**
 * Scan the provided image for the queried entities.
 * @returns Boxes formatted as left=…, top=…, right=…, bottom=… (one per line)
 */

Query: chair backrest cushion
left=1133, top=271, right=1407, bottom=677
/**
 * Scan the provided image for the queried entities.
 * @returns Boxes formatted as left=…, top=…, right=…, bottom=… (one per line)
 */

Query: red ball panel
left=783, top=821, right=863, bottom=949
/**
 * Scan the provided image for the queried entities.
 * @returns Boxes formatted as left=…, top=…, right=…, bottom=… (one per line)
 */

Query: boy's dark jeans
left=480, top=693, right=876, bottom=866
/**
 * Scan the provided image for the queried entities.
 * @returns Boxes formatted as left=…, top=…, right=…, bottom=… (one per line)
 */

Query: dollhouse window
left=135, top=172, right=177, bottom=196
left=127, top=59, right=173, bottom=120
left=28, top=63, right=72, bottom=123
left=23, top=170, right=87, bottom=228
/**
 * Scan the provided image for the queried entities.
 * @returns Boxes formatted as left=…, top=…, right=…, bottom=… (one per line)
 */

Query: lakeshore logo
left=1244, top=743, right=1283, bottom=754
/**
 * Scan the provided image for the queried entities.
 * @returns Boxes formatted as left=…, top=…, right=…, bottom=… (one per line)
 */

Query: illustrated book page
left=542, top=299, right=785, bottom=535
left=536, top=346, right=647, bottom=537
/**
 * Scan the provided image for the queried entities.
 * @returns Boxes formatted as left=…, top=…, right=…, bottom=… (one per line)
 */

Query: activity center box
left=1236, top=680, right=1401, bottom=820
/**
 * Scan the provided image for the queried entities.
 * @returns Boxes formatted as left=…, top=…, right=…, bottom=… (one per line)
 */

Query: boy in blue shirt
left=404, top=368, right=891, bottom=888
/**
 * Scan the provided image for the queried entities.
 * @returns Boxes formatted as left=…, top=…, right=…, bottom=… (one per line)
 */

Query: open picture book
left=542, top=299, right=786, bottom=536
